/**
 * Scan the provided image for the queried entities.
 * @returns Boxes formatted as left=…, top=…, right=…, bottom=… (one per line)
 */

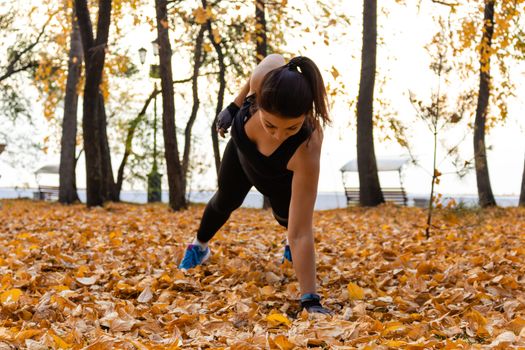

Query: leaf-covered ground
left=0, top=199, right=524, bottom=349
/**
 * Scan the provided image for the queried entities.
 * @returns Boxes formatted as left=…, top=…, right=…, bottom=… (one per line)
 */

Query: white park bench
left=340, top=156, right=410, bottom=206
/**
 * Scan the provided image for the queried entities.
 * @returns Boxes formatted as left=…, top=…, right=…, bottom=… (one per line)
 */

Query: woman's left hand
left=301, top=296, right=333, bottom=315
left=216, top=102, right=240, bottom=138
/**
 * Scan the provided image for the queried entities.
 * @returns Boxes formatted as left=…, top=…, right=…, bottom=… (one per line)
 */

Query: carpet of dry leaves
left=0, top=199, right=524, bottom=349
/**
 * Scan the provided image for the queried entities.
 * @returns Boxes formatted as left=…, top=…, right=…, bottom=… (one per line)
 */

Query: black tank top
left=231, top=94, right=311, bottom=193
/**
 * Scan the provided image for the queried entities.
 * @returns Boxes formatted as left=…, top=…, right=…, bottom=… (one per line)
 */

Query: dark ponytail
left=257, top=56, right=330, bottom=131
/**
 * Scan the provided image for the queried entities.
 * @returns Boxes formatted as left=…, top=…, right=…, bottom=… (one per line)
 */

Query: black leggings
left=196, top=140, right=291, bottom=243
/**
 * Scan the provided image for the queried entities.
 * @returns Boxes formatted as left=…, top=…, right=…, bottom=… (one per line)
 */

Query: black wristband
left=301, top=293, right=321, bottom=302
left=226, top=102, right=240, bottom=116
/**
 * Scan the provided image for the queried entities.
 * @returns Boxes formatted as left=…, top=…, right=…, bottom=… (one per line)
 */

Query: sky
left=0, top=0, right=524, bottom=197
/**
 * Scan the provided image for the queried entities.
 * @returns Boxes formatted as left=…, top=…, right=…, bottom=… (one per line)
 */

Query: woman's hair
left=256, top=56, right=331, bottom=130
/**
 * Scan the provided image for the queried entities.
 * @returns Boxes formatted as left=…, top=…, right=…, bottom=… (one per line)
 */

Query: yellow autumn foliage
left=0, top=200, right=524, bottom=348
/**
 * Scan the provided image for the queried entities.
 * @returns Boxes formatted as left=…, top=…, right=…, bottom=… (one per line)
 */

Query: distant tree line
left=0, top=0, right=524, bottom=210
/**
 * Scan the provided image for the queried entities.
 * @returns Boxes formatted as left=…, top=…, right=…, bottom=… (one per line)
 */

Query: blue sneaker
left=282, top=245, right=292, bottom=264
left=179, top=244, right=211, bottom=270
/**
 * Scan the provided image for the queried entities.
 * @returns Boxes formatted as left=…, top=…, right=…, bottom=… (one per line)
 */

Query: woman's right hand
left=216, top=102, right=240, bottom=138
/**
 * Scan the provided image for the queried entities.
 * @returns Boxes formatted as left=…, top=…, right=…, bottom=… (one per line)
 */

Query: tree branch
left=74, top=0, right=95, bottom=57
left=431, top=0, right=459, bottom=7
left=0, top=16, right=50, bottom=82
left=94, top=0, right=112, bottom=47
left=183, top=24, right=205, bottom=177
left=0, top=61, right=39, bottom=82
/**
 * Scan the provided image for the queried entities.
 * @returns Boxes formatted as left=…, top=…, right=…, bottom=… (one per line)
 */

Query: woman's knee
left=209, top=191, right=244, bottom=215
left=272, top=210, right=289, bottom=228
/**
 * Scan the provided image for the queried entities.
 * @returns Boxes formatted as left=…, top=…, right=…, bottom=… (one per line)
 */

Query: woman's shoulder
left=249, top=55, right=286, bottom=95
left=304, top=127, right=323, bottom=156
left=288, top=127, right=323, bottom=172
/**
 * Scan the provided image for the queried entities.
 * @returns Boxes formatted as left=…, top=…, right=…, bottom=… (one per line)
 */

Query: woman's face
left=259, top=109, right=305, bottom=141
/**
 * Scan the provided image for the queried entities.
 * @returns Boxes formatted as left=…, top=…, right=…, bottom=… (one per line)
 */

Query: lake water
left=0, top=187, right=520, bottom=209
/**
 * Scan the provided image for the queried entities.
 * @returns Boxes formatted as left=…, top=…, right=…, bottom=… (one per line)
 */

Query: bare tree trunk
left=155, top=0, right=186, bottom=210
left=75, top=0, right=112, bottom=207
left=426, top=130, right=438, bottom=239
left=520, top=154, right=525, bottom=207
left=182, top=25, right=205, bottom=180
left=255, top=0, right=267, bottom=64
left=59, top=5, right=81, bottom=204
left=202, top=0, right=226, bottom=176
left=211, top=115, right=221, bottom=174
left=98, top=92, right=118, bottom=201
left=356, top=0, right=384, bottom=206
left=254, top=0, right=271, bottom=209
left=474, top=0, right=496, bottom=208
left=116, top=89, right=158, bottom=196
left=115, top=76, right=194, bottom=198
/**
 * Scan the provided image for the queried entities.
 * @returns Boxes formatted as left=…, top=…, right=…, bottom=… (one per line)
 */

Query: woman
left=179, top=54, right=331, bottom=314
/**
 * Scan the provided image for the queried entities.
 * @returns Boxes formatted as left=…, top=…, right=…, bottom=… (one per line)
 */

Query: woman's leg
left=268, top=189, right=293, bottom=262
left=196, top=140, right=252, bottom=242
left=268, top=189, right=292, bottom=229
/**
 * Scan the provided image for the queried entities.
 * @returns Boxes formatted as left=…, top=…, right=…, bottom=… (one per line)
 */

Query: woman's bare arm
left=287, top=130, right=323, bottom=296
left=235, top=54, right=286, bottom=104
left=233, top=81, right=250, bottom=108
left=218, top=54, right=286, bottom=137
left=249, top=54, right=286, bottom=95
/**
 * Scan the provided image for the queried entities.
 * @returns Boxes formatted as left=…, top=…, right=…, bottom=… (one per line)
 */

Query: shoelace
left=282, top=246, right=292, bottom=263
left=181, top=246, right=201, bottom=267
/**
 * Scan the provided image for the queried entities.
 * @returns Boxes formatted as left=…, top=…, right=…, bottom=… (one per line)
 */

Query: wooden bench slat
left=344, top=187, right=408, bottom=206
left=33, top=186, right=59, bottom=201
